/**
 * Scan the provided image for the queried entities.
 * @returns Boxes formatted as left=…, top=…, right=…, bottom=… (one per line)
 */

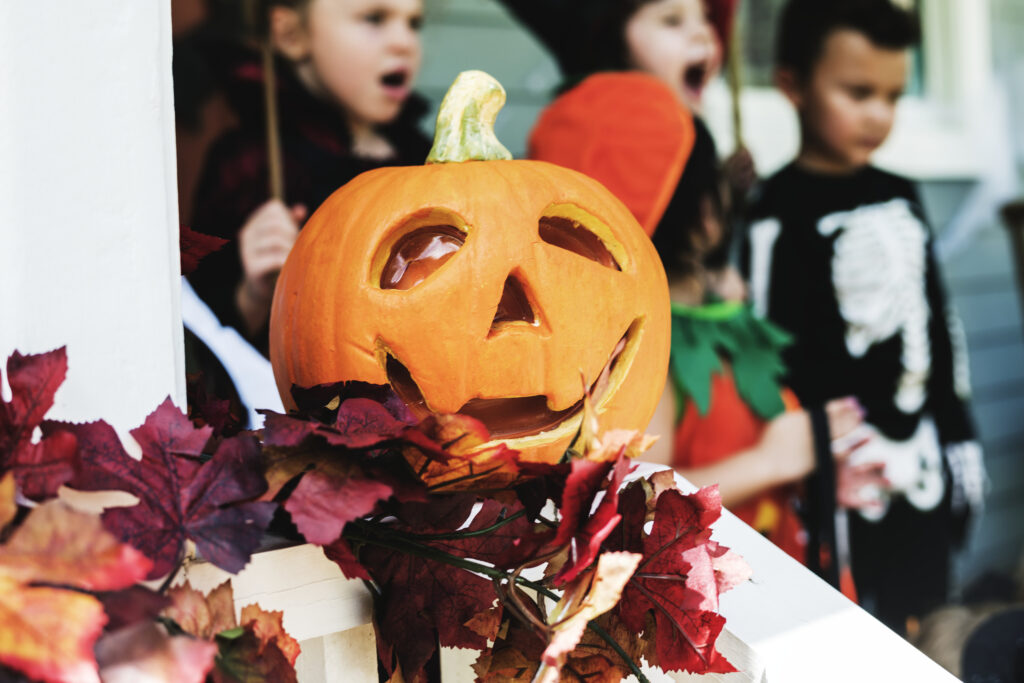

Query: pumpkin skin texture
left=269, top=73, right=670, bottom=463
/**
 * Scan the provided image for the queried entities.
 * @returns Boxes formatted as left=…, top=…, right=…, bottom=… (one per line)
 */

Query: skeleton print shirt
left=742, top=164, right=983, bottom=517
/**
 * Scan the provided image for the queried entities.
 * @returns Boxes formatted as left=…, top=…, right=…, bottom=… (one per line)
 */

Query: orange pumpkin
left=269, top=71, right=670, bottom=463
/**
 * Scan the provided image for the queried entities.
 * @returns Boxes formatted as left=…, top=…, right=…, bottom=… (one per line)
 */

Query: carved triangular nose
left=491, top=274, right=536, bottom=332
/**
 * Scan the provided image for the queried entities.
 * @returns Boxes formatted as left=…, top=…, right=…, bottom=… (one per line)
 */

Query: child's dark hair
left=652, top=117, right=727, bottom=278
left=776, top=0, right=920, bottom=81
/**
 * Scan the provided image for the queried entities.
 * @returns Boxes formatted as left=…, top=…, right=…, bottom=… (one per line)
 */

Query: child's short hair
left=776, top=0, right=920, bottom=81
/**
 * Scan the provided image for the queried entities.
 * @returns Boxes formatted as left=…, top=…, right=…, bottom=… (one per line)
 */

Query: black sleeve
left=767, top=224, right=833, bottom=404
left=186, top=132, right=269, bottom=340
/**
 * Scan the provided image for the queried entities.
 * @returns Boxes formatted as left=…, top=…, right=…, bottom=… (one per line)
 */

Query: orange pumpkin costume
left=669, top=302, right=806, bottom=563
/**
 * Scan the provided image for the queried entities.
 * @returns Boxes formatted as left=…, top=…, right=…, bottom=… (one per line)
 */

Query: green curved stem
left=426, top=70, right=513, bottom=164
left=403, top=510, right=526, bottom=541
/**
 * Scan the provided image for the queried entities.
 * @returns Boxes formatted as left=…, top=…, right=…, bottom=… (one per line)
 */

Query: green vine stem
left=425, top=70, right=513, bottom=164
left=401, top=509, right=526, bottom=541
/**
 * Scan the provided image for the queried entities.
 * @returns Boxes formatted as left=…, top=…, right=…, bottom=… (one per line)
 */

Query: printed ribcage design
left=819, top=199, right=930, bottom=414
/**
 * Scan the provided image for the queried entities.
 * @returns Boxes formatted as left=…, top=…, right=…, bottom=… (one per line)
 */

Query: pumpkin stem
left=426, top=70, right=513, bottom=164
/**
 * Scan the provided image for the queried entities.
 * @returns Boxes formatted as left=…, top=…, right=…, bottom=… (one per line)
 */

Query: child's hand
left=836, top=459, right=889, bottom=512
left=826, top=396, right=870, bottom=458
left=722, top=146, right=757, bottom=201
left=239, top=199, right=306, bottom=302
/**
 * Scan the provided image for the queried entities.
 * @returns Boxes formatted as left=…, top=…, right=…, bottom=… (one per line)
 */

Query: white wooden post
left=0, top=3, right=964, bottom=682
left=0, top=0, right=185, bottom=429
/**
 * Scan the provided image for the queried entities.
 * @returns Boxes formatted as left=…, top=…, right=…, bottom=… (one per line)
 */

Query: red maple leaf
left=0, top=348, right=78, bottom=500
left=283, top=466, right=393, bottom=545
left=322, top=538, right=370, bottom=580
left=68, top=400, right=275, bottom=578
left=179, top=226, right=228, bottom=276
left=614, top=484, right=736, bottom=674
left=549, top=454, right=633, bottom=585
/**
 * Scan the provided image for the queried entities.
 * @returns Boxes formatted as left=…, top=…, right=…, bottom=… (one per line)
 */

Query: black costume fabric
left=495, top=0, right=738, bottom=84
left=741, top=162, right=979, bottom=631
left=186, top=44, right=431, bottom=354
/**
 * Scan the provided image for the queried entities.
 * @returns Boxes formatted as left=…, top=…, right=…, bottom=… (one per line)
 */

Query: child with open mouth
left=188, top=0, right=429, bottom=355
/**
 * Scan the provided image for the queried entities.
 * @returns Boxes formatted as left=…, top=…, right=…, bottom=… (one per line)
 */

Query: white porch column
left=0, top=0, right=184, bottom=429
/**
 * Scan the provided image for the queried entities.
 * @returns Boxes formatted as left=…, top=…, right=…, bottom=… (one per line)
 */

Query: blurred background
left=171, top=0, right=1024, bottom=628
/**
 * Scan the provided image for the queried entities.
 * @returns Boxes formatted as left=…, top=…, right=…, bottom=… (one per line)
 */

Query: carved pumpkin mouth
left=385, top=318, right=643, bottom=441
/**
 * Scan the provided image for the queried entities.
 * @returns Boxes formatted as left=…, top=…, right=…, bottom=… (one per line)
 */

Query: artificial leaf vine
left=0, top=347, right=748, bottom=683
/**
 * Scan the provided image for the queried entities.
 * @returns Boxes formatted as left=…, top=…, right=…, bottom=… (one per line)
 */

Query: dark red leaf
left=262, top=397, right=423, bottom=453
left=96, top=586, right=171, bottom=631
left=284, top=468, right=392, bottom=545
left=322, top=538, right=370, bottom=580
left=550, top=454, right=632, bottom=585
left=0, top=349, right=78, bottom=500
left=69, top=401, right=273, bottom=578
left=390, top=494, right=478, bottom=532
left=179, top=226, right=228, bottom=276
left=362, top=500, right=520, bottom=682
left=289, top=381, right=416, bottom=426
left=329, top=398, right=409, bottom=448
left=258, top=411, right=319, bottom=449
left=185, top=373, right=243, bottom=437
left=181, top=435, right=276, bottom=573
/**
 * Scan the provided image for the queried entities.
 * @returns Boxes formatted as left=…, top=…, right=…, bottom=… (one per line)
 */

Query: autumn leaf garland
left=0, top=347, right=749, bottom=683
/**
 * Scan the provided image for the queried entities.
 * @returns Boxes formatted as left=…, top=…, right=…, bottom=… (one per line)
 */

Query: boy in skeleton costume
left=742, top=0, right=985, bottom=633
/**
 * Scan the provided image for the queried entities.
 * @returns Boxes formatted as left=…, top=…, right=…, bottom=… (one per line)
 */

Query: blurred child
left=499, top=0, right=723, bottom=111
left=742, top=0, right=986, bottom=632
left=500, top=0, right=755, bottom=298
left=530, top=71, right=880, bottom=568
left=188, top=0, right=429, bottom=353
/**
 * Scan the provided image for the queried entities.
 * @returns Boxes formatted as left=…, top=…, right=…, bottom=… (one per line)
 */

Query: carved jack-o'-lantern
left=269, top=71, right=670, bottom=463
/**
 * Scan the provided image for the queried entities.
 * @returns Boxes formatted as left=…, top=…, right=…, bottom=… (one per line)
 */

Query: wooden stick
left=726, top=12, right=744, bottom=152
left=262, top=40, right=285, bottom=201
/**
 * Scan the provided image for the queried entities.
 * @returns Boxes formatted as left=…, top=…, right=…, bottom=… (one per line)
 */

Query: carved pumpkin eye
left=379, top=225, right=466, bottom=290
left=539, top=215, right=621, bottom=271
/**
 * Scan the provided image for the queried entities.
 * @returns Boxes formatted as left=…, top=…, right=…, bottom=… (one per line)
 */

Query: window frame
left=703, top=0, right=995, bottom=180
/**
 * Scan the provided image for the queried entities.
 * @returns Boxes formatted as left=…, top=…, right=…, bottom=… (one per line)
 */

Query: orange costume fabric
left=528, top=72, right=696, bottom=236
left=674, top=369, right=807, bottom=562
